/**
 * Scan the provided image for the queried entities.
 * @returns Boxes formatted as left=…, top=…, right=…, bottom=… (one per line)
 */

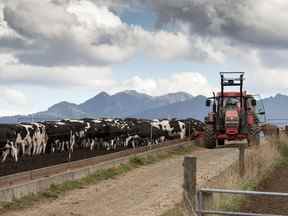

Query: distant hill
left=1, top=91, right=288, bottom=124
left=135, top=95, right=208, bottom=119
left=0, top=90, right=199, bottom=123
left=262, top=94, right=288, bottom=122
left=78, top=90, right=194, bottom=118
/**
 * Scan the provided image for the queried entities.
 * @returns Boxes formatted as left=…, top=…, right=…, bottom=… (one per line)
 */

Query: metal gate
left=196, top=188, right=288, bottom=216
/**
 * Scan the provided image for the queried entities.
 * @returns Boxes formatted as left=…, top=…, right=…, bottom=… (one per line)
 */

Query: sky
left=0, top=0, right=288, bottom=116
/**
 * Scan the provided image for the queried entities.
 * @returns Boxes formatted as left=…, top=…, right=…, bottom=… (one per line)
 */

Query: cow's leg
left=66, top=141, right=70, bottom=152
left=1, top=143, right=10, bottom=162
left=62, top=141, right=65, bottom=152
left=39, top=138, right=44, bottom=154
left=111, top=139, right=115, bottom=150
left=55, top=140, right=60, bottom=152
left=99, top=138, right=103, bottom=150
left=32, top=137, right=37, bottom=155
left=93, top=138, right=97, bottom=150
left=125, top=136, right=133, bottom=148
left=60, top=141, right=64, bottom=152
left=40, top=136, right=46, bottom=154
left=90, top=139, right=95, bottom=151
left=28, top=137, right=33, bottom=156
left=24, top=140, right=29, bottom=156
left=81, top=139, right=84, bottom=149
left=2, top=141, right=18, bottom=162
left=105, top=141, right=110, bottom=150
left=21, top=141, right=25, bottom=156
left=10, top=142, right=18, bottom=162
left=28, top=138, right=33, bottom=156
left=70, top=133, right=75, bottom=153
left=19, top=139, right=26, bottom=156
left=31, top=136, right=35, bottom=155
left=42, top=136, right=48, bottom=154
left=1, top=150, right=9, bottom=162
left=36, top=135, right=43, bottom=155
left=37, top=141, right=42, bottom=154
left=97, top=138, right=101, bottom=150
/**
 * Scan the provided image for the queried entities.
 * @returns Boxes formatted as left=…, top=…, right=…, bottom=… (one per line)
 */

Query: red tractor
left=204, top=72, right=264, bottom=148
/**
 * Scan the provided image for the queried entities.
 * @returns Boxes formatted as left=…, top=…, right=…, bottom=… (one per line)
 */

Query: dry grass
left=160, top=203, right=184, bottom=216
left=219, top=136, right=288, bottom=212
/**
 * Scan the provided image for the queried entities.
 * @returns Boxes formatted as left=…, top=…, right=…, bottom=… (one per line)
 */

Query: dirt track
left=241, top=166, right=288, bottom=215
left=2, top=146, right=238, bottom=216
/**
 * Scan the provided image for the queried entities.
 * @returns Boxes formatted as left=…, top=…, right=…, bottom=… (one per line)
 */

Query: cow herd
left=0, top=118, right=204, bottom=163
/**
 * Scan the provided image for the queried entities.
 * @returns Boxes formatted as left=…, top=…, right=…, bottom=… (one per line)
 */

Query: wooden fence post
left=183, top=156, right=197, bottom=215
left=239, top=144, right=246, bottom=177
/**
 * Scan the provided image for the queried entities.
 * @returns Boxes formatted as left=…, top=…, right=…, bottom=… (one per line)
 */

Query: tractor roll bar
left=220, top=72, right=245, bottom=108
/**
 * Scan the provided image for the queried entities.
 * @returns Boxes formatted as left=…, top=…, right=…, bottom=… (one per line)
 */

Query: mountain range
left=0, top=90, right=288, bottom=124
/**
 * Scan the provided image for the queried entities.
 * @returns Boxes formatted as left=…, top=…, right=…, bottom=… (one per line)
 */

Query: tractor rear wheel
left=249, top=125, right=260, bottom=145
left=204, top=124, right=217, bottom=149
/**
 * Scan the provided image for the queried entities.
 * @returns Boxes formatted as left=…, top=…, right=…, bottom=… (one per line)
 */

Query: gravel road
left=2, top=146, right=238, bottom=216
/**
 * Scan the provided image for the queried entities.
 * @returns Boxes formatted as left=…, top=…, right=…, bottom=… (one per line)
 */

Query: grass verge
left=0, top=144, right=195, bottom=213
left=221, top=137, right=288, bottom=212
left=219, top=180, right=257, bottom=212
left=273, top=138, right=288, bottom=168
left=160, top=203, right=184, bottom=216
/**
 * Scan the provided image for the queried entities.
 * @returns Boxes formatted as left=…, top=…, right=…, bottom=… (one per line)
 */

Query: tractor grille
left=225, top=121, right=239, bottom=135
left=225, top=121, right=239, bottom=128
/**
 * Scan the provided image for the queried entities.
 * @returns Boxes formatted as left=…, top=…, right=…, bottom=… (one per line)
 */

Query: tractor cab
left=224, top=97, right=240, bottom=109
left=204, top=72, right=264, bottom=148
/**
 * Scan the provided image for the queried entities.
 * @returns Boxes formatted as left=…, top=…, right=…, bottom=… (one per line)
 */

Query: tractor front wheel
left=248, top=125, right=260, bottom=145
left=204, top=124, right=217, bottom=149
left=217, top=139, right=225, bottom=146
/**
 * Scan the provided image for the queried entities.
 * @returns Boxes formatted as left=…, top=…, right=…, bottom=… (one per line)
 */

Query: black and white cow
left=16, top=123, right=48, bottom=156
left=0, top=117, right=204, bottom=163
left=102, top=118, right=130, bottom=150
left=125, top=118, right=167, bottom=147
left=151, top=119, right=186, bottom=140
left=181, top=118, right=205, bottom=138
left=0, top=124, right=19, bottom=162
left=0, top=123, right=48, bottom=162
left=83, top=118, right=130, bottom=151
left=60, top=119, right=90, bottom=149
left=44, top=121, right=72, bottom=154
left=82, top=118, right=106, bottom=150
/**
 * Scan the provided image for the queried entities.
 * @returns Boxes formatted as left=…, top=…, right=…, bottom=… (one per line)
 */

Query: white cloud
left=0, top=87, right=29, bottom=116
left=0, top=55, right=212, bottom=97
left=155, top=72, right=213, bottom=96
left=249, top=67, right=288, bottom=96
left=223, top=50, right=288, bottom=96
left=0, top=53, right=18, bottom=65
left=114, top=72, right=213, bottom=96
left=0, top=63, right=113, bottom=88
left=67, top=0, right=122, bottom=28
left=0, top=88, right=27, bottom=106
left=2, top=0, right=288, bottom=68
left=0, top=0, right=226, bottom=66
left=4, top=0, right=75, bottom=40
left=139, top=30, right=225, bottom=63
left=142, top=0, right=288, bottom=49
